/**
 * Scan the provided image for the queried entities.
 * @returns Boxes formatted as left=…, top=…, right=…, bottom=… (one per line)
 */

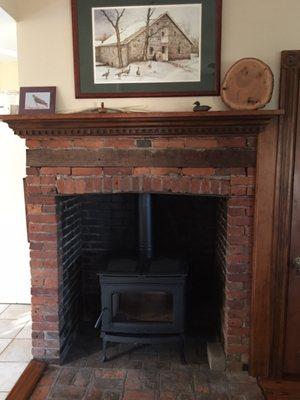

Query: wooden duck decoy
left=193, top=101, right=211, bottom=112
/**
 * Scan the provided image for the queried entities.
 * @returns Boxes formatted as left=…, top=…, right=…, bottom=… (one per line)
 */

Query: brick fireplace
left=2, top=111, right=281, bottom=374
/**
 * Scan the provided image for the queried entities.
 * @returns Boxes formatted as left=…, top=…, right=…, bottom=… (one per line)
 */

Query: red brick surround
left=23, top=134, right=256, bottom=370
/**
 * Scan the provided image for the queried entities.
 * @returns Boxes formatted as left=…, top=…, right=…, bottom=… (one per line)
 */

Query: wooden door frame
left=270, top=50, right=300, bottom=378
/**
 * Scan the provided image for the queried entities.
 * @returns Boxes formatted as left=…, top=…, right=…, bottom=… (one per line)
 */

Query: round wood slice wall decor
left=221, top=58, right=274, bottom=110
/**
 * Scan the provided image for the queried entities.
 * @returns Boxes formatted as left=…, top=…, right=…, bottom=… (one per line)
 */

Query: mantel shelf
left=1, top=110, right=284, bottom=138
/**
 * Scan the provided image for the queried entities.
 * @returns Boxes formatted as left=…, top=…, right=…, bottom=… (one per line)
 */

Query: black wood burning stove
left=95, top=194, right=188, bottom=362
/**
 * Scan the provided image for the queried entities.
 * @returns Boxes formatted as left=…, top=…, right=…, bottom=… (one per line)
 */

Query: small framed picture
left=19, top=87, right=56, bottom=114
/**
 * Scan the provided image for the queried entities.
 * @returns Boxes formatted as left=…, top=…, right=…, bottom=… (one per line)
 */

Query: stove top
left=99, top=257, right=188, bottom=277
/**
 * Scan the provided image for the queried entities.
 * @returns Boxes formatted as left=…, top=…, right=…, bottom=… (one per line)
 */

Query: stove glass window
left=112, top=291, right=173, bottom=323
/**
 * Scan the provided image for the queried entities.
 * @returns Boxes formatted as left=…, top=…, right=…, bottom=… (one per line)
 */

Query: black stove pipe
left=138, top=194, right=153, bottom=259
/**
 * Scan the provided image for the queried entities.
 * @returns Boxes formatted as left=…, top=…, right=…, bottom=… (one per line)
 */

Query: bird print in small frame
left=19, top=87, right=56, bottom=114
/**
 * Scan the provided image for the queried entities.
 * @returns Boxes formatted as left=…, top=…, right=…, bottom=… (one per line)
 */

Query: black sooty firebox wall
left=96, top=194, right=188, bottom=362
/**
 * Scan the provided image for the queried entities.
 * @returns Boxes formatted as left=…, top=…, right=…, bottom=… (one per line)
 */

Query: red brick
left=211, top=179, right=221, bottom=194
left=27, top=167, right=40, bottom=175
left=29, top=233, right=57, bottom=242
left=170, top=179, right=181, bottom=193
left=26, top=139, right=42, bottom=149
left=73, top=138, right=104, bottom=148
left=27, top=204, right=42, bottom=215
left=26, top=186, right=42, bottom=194
left=228, top=216, right=252, bottom=226
left=123, top=391, right=156, bottom=400
left=215, top=168, right=246, bottom=176
left=132, top=176, right=141, bottom=192
left=227, top=273, right=251, bottom=283
left=57, top=179, right=75, bottom=194
left=151, top=177, right=162, bottom=192
left=162, top=177, right=172, bottom=192
left=227, top=336, right=242, bottom=345
left=32, top=348, right=46, bottom=358
left=153, top=138, right=185, bottom=148
left=231, top=176, right=255, bottom=185
left=103, top=138, right=135, bottom=148
left=182, top=168, right=215, bottom=176
left=27, top=176, right=41, bottom=186
left=217, top=138, right=246, bottom=148
left=103, top=177, right=112, bottom=192
left=228, top=245, right=249, bottom=255
left=247, top=186, right=255, bottom=196
left=228, top=198, right=254, bottom=206
left=41, top=186, right=57, bottom=195
left=86, top=177, right=102, bottom=193
left=228, top=207, right=246, bottom=217
left=179, top=177, right=191, bottom=193
left=247, top=167, right=256, bottom=176
left=200, top=179, right=211, bottom=194
left=42, top=139, right=73, bottom=149
left=42, top=205, right=56, bottom=214
left=150, top=167, right=179, bottom=175
left=28, top=214, right=57, bottom=223
left=142, top=176, right=151, bottom=192
left=133, top=167, right=151, bottom=176
left=95, top=369, right=126, bottom=379
left=227, top=255, right=250, bottom=265
left=226, top=290, right=249, bottom=300
left=230, top=186, right=247, bottom=196
left=221, top=180, right=230, bottom=195
left=74, top=179, right=86, bottom=194
left=40, top=167, right=71, bottom=175
left=112, top=176, right=121, bottom=191
left=228, top=327, right=250, bottom=335
left=191, top=179, right=201, bottom=194
left=72, top=167, right=103, bottom=176
left=227, top=345, right=249, bottom=354
left=103, top=167, right=133, bottom=175
left=185, top=138, right=217, bottom=148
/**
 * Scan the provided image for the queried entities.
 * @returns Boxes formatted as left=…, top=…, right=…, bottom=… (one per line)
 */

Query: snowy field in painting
left=95, top=54, right=200, bottom=84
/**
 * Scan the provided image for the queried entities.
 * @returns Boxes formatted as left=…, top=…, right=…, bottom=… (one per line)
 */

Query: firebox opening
left=57, top=193, right=227, bottom=362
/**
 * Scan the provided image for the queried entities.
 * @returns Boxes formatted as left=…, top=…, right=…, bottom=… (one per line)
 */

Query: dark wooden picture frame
left=19, top=87, right=56, bottom=115
left=71, top=0, right=222, bottom=98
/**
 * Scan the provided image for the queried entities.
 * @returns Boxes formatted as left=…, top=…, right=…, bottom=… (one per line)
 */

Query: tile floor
left=0, top=304, right=32, bottom=399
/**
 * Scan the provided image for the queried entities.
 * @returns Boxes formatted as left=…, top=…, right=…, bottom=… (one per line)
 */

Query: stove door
left=100, top=280, right=185, bottom=335
left=112, top=291, right=173, bottom=323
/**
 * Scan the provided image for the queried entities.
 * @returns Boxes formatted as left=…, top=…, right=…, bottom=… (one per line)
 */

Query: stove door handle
left=94, top=308, right=107, bottom=329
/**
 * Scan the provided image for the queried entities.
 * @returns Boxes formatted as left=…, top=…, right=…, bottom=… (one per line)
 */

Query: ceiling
left=0, top=7, right=17, bottom=61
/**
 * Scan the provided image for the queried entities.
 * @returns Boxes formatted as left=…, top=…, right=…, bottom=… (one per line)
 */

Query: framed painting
left=19, top=87, right=56, bottom=114
left=71, top=0, right=222, bottom=98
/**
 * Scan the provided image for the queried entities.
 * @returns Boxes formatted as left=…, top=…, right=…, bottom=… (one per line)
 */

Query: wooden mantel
left=1, top=110, right=283, bottom=138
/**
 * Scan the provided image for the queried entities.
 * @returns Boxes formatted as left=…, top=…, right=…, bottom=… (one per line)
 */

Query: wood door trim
left=250, top=119, right=278, bottom=377
left=270, top=50, right=300, bottom=377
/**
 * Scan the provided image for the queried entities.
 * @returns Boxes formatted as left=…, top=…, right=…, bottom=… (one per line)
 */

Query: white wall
left=15, top=0, right=300, bottom=112
left=0, top=4, right=30, bottom=304
left=0, top=60, right=19, bottom=91
left=0, top=122, right=30, bottom=304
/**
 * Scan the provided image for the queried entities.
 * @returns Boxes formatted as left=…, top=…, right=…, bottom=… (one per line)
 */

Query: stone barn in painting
left=95, top=12, right=194, bottom=68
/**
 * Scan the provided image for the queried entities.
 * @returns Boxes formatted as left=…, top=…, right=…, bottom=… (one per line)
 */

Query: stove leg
left=180, top=335, right=187, bottom=365
left=102, top=337, right=108, bottom=362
